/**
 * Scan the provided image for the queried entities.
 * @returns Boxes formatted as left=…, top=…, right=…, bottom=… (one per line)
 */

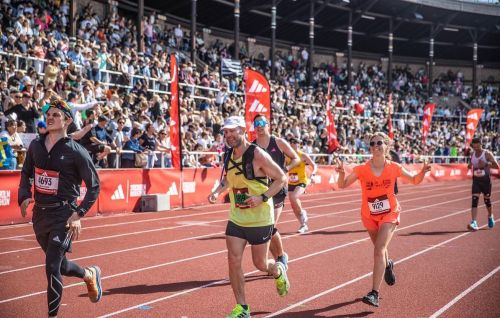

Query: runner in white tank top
left=467, top=138, right=499, bottom=231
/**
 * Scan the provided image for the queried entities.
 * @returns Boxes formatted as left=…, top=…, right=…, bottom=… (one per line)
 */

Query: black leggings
left=33, top=208, right=85, bottom=317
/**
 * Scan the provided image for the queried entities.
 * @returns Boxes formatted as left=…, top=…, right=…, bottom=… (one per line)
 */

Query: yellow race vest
left=286, top=149, right=308, bottom=185
left=226, top=153, right=274, bottom=227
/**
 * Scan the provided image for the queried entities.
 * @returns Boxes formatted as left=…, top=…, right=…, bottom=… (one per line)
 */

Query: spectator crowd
left=0, top=0, right=498, bottom=170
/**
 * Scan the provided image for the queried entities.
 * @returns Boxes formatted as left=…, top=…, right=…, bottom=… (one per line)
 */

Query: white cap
left=223, top=116, right=246, bottom=129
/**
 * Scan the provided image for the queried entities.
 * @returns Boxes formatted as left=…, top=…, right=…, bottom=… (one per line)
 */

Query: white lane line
left=0, top=193, right=482, bottom=305
left=98, top=210, right=498, bottom=318
left=0, top=181, right=455, bottom=241
left=265, top=220, right=498, bottom=317
left=0, top=184, right=468, bottom=255
left=428, top=266, right=500, bottom=318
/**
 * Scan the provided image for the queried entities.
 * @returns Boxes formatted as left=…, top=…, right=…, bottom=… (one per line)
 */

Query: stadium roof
left=138, top=0, right=500, bottom=65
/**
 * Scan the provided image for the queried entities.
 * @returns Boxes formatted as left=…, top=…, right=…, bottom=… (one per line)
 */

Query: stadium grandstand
left=0, top=0, right=498, bottom=171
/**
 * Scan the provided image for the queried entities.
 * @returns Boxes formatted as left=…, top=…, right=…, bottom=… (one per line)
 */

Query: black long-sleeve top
left=18, top=134, right=100, bottom=216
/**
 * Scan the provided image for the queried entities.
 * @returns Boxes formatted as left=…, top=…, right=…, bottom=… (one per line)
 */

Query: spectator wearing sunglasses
left=336, top=132, right=431, bottom=307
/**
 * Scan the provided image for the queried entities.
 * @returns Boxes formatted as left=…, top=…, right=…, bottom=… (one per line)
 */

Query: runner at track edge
left=335, top=132, right=431, bottom=307
left=467, top=137, right=499, bottom=231
left=287, top=137, right=317, bottom=233
left=18, top=99, right=102, bottom=317
left=253, top=114, right=300, bottom=269
left=208, top=116, right=290, bottom=318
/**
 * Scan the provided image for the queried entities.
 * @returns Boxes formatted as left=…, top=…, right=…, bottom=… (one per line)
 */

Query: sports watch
left=261, top=193, right=269, bottom=202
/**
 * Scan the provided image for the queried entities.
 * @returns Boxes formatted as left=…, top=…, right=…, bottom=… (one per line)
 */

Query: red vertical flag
left=465, top=108, right=484, bottom=146
left=387, top=93, right=394, bottom=139
left=421, top=103, right=435, bottom=143
left=244, top=69, right=271, bottom=141
left=169, top=53, right=181, bottom=169
left=326, top=77, right=340, bottom=152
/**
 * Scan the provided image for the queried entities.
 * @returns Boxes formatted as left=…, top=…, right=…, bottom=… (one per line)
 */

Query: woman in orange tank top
left=336, top=132, right=431, bottom=307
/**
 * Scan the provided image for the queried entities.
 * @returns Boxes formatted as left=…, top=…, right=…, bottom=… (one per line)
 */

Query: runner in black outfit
left=19, top=99, right=102, bottom=318
left=252, top=114, right=300, bottom=269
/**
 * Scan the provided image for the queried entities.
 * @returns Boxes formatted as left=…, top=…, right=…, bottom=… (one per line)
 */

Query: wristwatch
left=261, top=193, right=269, bottom=202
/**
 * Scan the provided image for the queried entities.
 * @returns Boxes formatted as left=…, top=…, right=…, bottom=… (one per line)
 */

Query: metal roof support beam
left=271, top=0, right=277, bottom=80
left=191, top=0, right=197, bottom=64
left=388, top=18, right=393, bottom=93
left=137, top=0, right=144, bottom=52
left=347, top=10, right=352, bottom=89
left=234, top=0, right=240, bottom=59
left=428, top=25, right=434, bottom=99
left=309, top=0, right=315, bottom=87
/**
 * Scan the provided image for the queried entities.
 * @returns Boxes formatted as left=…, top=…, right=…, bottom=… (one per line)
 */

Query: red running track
left=0, top=180, right=499, bottom=318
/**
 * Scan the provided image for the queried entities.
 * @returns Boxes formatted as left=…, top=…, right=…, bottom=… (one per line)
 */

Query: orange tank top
left=353, top=160, right=402, bottom=219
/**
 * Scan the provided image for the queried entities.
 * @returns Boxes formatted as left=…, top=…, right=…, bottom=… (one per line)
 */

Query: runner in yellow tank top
left=286, top=138, right=317, bottom=233
left=225, top=153, right=274, bottom=227
left=208, top=116, right=290, bottom=318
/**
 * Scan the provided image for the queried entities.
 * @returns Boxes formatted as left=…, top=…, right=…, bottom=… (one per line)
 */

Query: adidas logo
left=248, top=80, right=268, bottom=93
left=329, top=174, right=338, bottom=184
left=248, top=99, right=268, bottom=112
left=467, top=113, right=478, bottom=120
left=167, top=182, right=178, bottom=196
left=53, top=236, right=61, bottom=243
left=111, top=184, right=125, bottom=200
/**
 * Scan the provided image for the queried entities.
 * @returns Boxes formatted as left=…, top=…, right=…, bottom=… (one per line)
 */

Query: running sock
left=240, top=304, right=249, bottom=310
left=371, top=289, right=379, bottom=297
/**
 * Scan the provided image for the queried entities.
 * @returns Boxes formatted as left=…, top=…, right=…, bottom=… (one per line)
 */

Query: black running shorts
left=225, top=221, right=274, bottom=245
left=472, top=178, right=492, bottom=196
left=288, top=183, right=307, bottom=192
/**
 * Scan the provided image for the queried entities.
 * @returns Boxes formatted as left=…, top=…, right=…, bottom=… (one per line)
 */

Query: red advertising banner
left=465, top=108, right=484, bottom=146
left=181, top=168, right=224, bottom=207
left=422, top=103, right=435, bottom=143
left=387, top=93, right=394, bottom=139
left=97, top=169, right=182, bottom=213
left=169, top=54, right=181, bottom=169
left=326, top=77, right=340, bottom=152
left=244, top=69, right=271, bottom=141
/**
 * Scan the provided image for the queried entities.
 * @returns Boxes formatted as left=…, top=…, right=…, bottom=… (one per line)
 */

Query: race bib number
left=368, top=194, right=390, bottom=215
left=34, top=167, right=60, bottom=195
left=289, top=173, right=299, bottom=183
left=473, top=169, right=486, bottom=177
left=233, top=187, right=250, bottom=209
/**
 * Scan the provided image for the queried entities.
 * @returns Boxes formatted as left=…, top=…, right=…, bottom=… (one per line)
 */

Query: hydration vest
left=223, top=144, right=268, bottom=186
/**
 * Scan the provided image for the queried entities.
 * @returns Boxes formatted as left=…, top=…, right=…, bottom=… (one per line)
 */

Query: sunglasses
left=118, top=121, right=125, bottom=124
left=253, top=119, right=268, bottom=128
left=369, top=140, right=384, bottom=147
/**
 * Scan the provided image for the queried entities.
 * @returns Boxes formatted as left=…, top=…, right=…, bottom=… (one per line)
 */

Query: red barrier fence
left=0, top=164, right=497, bottom=225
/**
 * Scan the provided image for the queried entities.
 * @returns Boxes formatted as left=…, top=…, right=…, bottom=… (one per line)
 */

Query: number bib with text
left=34, top=167, right=60, bottom=195
left=233, top=187, right=250, bottom=209
left=473, top=169, right=486, bottom=177
left=368, top=194, right=390, bottom=215
left=289, top=173, right=299, bottom=183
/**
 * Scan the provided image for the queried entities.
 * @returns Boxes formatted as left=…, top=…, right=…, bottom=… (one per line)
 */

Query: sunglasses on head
left=369, top=140, right=384, bottom=147
left=253, top=119, right=268, bottom=128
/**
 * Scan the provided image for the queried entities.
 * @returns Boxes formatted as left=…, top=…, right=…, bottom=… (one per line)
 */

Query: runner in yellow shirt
left=208, top=116, right=290, bottom=318
left=287, top=138, right=317, bottom=233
